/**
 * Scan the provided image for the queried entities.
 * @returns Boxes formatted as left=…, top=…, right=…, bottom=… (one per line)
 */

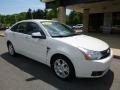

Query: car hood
left=55, top=35, right=109, bottom=51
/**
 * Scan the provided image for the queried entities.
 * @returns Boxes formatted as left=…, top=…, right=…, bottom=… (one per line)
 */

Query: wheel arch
left=6, top=40, right=16, bottom=52
left=50, top=53, right=76, bottom=75
left=7, top=40, right=12, bottom=46
left=50, top=53, right=67, bottom=66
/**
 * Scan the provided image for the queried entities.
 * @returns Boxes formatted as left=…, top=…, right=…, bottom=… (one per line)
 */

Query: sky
left=0, top=0, right=71, bottom=15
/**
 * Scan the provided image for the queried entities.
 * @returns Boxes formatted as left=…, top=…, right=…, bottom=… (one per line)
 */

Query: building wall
left=89, top=12, right=120, bottom=33
left=89, top=13, right=104, bottom=32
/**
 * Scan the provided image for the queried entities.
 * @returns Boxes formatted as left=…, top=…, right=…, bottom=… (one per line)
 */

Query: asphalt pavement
left=0, top=37, right=120, bottom=90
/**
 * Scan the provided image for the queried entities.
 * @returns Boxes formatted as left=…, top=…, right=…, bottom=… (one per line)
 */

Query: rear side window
left=17, top=22, right=27, bottom=34
left=11, top=24, right=19, bottom=32
left=11, top=22, right=45, bottom=36
left=11, top=22, right=27, bottom=34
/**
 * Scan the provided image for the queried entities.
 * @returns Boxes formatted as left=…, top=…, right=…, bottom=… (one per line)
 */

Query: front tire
left=51, top=55, right=75, bottom=80
left=7, top=42, right=16, bottom=56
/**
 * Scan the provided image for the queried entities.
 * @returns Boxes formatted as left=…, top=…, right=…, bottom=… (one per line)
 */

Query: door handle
left=12, top=33, right=15, bottom=36
left=25, top=36, right=31, bottom=39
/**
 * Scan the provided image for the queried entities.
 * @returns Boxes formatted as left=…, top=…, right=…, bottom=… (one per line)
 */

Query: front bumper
left=75, top=53, right=113, bottom=78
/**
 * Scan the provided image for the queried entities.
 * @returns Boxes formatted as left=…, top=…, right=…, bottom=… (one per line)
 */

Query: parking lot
left=0, top=37, right=120, bottom=90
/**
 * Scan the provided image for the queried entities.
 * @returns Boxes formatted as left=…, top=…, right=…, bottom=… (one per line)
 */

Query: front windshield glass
left=41, top=21, right=77, bottom=37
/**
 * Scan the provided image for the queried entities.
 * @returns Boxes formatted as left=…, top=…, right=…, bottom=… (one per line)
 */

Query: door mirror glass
left=32, top=32, right=46, bottom=39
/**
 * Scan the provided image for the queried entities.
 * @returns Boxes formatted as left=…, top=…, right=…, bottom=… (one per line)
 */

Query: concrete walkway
left=0, top=30, right=4, bottom=37
left=0, top=30, right=120, bottom=58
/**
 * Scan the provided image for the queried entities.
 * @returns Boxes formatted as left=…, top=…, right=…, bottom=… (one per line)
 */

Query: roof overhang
left=67, top=0, right=120, bottom=13
left=45, top=0, right=108, bottom=9
left=41, top=0, right=55, bottom=3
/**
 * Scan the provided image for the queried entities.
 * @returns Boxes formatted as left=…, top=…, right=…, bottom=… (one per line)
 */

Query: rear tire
left=51, top=55, right=75, bottom=80
left=7, top=42, right=16, bottom=56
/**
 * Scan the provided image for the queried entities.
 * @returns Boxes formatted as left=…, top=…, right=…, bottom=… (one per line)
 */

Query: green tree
left=36, top=9, right=45, bottom=19
left=68, top=11, right=83, bottom=25
left=26, top=8, right=33, bottom=19
left=16, top=12, right=26, bottom=21
left=1, top=9, right=83, bottom=27
left=46, top=9, right=58, bottom=19
left=32, top=9, right=45, bottom=19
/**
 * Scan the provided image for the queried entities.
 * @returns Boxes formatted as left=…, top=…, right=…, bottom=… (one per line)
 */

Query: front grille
left=100, top=48, right=110, bottom=59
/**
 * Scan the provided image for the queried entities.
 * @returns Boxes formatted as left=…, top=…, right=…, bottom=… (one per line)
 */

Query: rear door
left=10, top=22, right=28, bottom=54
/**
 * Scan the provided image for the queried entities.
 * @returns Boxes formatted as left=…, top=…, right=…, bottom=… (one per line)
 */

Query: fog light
left=91, top=71, right=104, bottom=76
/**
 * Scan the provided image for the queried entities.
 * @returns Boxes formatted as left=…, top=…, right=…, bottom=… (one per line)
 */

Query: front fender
left=46, top=45, right=84, bottom=67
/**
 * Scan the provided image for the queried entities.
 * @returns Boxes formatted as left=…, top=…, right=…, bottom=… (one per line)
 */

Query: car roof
left=18, top=19, right=57, bottom=23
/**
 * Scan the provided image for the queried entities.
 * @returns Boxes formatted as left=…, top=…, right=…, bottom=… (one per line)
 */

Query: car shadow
left=1, top=52, right=114, bottom=90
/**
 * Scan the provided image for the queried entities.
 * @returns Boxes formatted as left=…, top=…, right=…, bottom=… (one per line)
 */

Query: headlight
left=79, top=48, right=102, bottom=60
left=87, top=50, right=102, bottom=60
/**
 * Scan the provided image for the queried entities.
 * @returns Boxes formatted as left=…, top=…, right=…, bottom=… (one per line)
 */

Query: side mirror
left=32, top=32, right=46, bottom=39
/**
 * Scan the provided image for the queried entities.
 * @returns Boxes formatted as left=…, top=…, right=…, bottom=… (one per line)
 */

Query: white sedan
left=5, top=20, right=113, bottom=80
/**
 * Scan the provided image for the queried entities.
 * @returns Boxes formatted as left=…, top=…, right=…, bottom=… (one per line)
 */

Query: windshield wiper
left=66, top=33, right=80, bottom=37
left=52, top=35, right=65, bottom=38
left=52, top=33, right=81, bottom=38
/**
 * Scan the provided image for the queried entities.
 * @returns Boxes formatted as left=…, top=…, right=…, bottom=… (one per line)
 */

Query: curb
left=0, top=34, right=4, bottom=37
left=114, top=55, right=120, bottom=59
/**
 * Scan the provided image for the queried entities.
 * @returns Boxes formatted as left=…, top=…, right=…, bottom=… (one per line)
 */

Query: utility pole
left=0, top=16, right=1, bottom=25
left=14, top=15, right=17, bottom=22
left=31, top=12, right=33, bottom=19
left=0, top=17, right=1, bottom=28
left=3, top=17, right=5, bottom=24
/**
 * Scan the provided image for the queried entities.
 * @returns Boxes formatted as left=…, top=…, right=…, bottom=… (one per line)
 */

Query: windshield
left=41, top=21, right=77, bottom=37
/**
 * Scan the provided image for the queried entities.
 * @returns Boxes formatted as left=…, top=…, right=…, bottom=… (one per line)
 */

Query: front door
left=23, top=22, right=47, bottom=64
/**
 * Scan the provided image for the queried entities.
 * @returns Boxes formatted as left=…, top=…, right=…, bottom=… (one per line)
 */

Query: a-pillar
left=83, top=9, right=89, bottom=32
left=58, top=6, right=66, bottom=24
left=103, top=12, right=112, bottom=33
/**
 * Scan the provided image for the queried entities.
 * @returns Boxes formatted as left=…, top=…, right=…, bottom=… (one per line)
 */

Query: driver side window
left=26, top=22, right=40, bottom=35
left=26, top=22, right=45, bottom=36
